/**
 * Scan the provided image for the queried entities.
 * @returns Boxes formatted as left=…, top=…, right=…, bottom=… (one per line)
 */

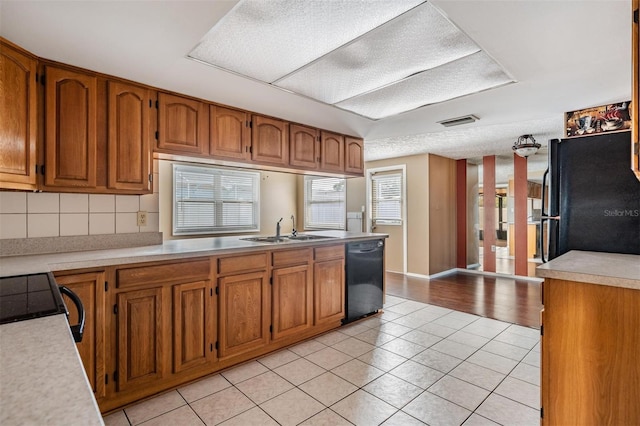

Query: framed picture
left=565, top=101, right=632, bottom=138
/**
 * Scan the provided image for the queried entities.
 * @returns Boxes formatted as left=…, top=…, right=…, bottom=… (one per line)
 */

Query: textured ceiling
left=0, top=0, right=631, bottom=163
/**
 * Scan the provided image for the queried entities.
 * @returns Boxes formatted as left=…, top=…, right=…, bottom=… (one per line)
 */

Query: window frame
left=303, top=176, right=347, bottom=230
left=172, top=163, right=260, bottom=236
left=371, top=172, right=403, bottom=226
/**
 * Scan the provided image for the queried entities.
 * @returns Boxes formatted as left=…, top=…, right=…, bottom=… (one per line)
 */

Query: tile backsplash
left=0, top=192, right=160, bottom=240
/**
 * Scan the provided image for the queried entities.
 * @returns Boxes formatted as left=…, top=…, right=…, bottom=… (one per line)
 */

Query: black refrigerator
left=542, top=132, right=640, bottom=261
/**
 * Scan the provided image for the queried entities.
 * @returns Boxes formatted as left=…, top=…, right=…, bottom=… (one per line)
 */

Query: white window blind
left=372, top=173, right=402, bottom=225
left=173, top=164, right=260, bottom=235
left=304, top=176, right=346, bottom=230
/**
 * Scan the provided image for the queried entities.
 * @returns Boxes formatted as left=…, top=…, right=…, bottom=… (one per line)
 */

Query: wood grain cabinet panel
left=0, top=40, right=37, bottom=190
left=116, top=287, right=168, bottom=392
left=344, top=137, right=364, bottom=175
left=218, top=271, right=270, bottom=359
left=157, top=92, right=208, bottom=155
left=55, top=271, right=107, bottom=399
left=107, top=81, right=151, bottom=192
left=209, top=105, right=250, bottom=161
left=289, top=124, right=319, bottom=169
left=251, top=115, right=289, bottom=166
left=313, top=258, right=345, bottom=326
left=542, top=279, right=640, bottom=425
left=320, top=131, right=344, bottom=173
left=172, top=280, right=215, bottom=373
left=44, top=66, right=97, bottom=188
left=272, top=264, right=313, bottom=340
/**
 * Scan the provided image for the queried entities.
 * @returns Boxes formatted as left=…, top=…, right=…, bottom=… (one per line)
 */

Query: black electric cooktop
left=0, top=273, right=67, bottom=324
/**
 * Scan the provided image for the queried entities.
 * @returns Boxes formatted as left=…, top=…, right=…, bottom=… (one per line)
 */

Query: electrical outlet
left=137, top=211, right=147, bottom=227
left=491, top=245, right=496, bottom=252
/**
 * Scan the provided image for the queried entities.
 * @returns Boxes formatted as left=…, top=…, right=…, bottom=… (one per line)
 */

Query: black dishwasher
left=344, top=239, right=384, bottom=324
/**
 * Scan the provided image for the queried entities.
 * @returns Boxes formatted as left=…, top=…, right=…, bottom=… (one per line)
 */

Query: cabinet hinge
left=249, top=121, right=253, bottom=129
left=40, top=74, right=45, bottom=85
left=113, top=304, right=118, bottom=315
left=215, top=341, right=219, bottom=350
left=105, top=374, right=109, bottom=385
left=210, top=288, right=213, bottom=297
left=113, top=371, right=118, bottom=383
left=149, top=99, right=152, bottom=108
left=38, top=165, right=45, bottom=175
left=155, top=100, right=159, bottom=108
left=269, top=277, right=273, bottom=285
left=540, top=325, right=543, bottom=336
left=215, top=286, right=219, bottom=295
left=104, top=281, right=108, bottom=292
left=36, top=73, right=39, bottom=83
left=269, top=325, right=273, bottom=333
left=634, top=8, right=638, bottom=23
left=148, top=174, right=153, bottom=183
left=249, top=145, right=253, bottom=154
left=540, top=407, right=544, bottom=419
left=155, top=130, right=159, bottom=140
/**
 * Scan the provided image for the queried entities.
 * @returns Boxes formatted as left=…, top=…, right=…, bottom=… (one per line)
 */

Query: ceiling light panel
left=335, top=51, right=514, bottom=119
left=274, top=2, right=479, bottom=104
left=188, top=0, right=425, bottom=83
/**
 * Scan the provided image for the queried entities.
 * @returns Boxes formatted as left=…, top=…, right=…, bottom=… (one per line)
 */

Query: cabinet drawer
left=314, top=245, right=344, bottom=261
left=273, top=249, right=311, bottom=267
left=218, top=252, right=268, bottom=275
left=117, top=259, right=210, bottom=288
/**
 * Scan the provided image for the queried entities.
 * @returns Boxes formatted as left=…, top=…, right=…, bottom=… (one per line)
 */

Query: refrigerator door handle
left=540, top=168, right=549, bottom=263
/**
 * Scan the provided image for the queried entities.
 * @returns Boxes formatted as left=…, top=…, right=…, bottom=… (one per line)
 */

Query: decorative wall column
left=482, top=155, right=496, bottom=272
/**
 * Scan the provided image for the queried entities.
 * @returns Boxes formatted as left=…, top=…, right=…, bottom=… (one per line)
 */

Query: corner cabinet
left=0, top=39, right=38, bottom=190
left=251, top=115, right=289, bottom=166
left=632, top=0, right=639, bottom=179
left=541, top=278, right=640, bottom=424
left=44, top=65, right=98, bottom=189
left=157, top=92, right=208, bottom=156
left=107, top=81, right=152, bottom=192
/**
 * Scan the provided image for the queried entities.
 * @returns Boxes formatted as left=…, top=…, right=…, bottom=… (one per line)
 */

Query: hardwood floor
left=385, top=271, right=542, bottom=328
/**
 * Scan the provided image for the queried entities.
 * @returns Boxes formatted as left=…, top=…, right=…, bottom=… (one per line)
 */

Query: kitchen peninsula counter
left=536, top=250, right=640, bottom=289
left=0, top=231, right=387, bottom=277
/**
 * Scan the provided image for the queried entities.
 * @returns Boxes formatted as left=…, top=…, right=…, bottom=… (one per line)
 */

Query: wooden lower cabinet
left=218, top=270, right=270, bottom=359
left=272, top=264, right=313, bottom=340
left=54, top=271, right=107, bottom=399
left=541, top=278, right=640, bottom=425
left=116, top=286, right=169, bottom=392
left=313, top=258, right=345, bottom=326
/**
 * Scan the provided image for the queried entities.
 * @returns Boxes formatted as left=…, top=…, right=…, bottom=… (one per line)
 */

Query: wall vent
left=437, top=115, right=479, bottom=127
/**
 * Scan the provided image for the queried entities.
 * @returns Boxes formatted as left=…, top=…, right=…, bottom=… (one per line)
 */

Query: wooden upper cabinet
left=157, top=92, right=208, bottom=155
left=289, top=124, right=319, bottom=169
left=209, top=105, right=250, bottom=161
left=320, top=131, right=344, bottom=172
left=632, top=0, right=639, bottom=180
left=44, top=66, right=97, bottom=188
left=0, top=40, right=37, bottom=190
left=107, top=81, right=151, bottom=192
left=251, top=115, right=289, bottom=166
left=345, top=137, right=364, bottom=175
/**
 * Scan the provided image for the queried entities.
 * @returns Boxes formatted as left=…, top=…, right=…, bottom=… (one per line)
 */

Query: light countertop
left=0, top=231, right=387, bottom=278
left=536, top=250, right=640, bottom=290
left=0, top=315, right=104, bottom=425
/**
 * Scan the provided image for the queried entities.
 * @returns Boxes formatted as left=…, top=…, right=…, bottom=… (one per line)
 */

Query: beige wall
left=159, top=160, right=297, bottom=240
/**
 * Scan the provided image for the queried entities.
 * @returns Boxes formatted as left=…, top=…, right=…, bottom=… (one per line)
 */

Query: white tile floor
left=103, top=296, right=541, bottom=426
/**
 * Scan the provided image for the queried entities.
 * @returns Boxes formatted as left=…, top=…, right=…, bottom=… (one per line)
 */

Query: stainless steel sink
left=286, top=234, right=333, bottom=241
left=241, top=236, right=290, bottom=243
left=241, top=234, right=333, bottom=243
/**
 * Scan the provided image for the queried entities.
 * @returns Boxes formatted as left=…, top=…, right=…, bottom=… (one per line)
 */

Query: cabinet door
left=344, top=137, right=364, bottom=175
left=116, top=287, right=167, bottom=392
left=314, top=259, right=345, bottom=325
left=218, top=271, right=270, bottom=359
left=107, top=81, right=151, bottom=192
left=55, top=271, right=106, bottom=399
left=251, top=115, right=289, bottom=165
left=272, top=265, right=313, bottom=340
left=632, top=0, right=639, bottom=179
left=157, top=92, right=208, bottom=155
left=44, top=66, right=97, bottom=188
left=210, top=105, right=250, bottom=161
left=320, top=131, right=344, bottom=172
left=0, top=42, right=37, bottom=190
left=289, top=124, right=319, bottom=169
left=172, top=280, right=215, bottom=374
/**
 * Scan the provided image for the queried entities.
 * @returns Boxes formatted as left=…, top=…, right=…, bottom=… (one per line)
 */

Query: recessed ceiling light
left=188, top=0, right=514, bottom=120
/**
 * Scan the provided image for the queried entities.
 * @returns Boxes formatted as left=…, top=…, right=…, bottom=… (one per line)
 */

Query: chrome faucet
left=276, top=217, right=283, bottom=239
left=291, top=215, right=297, bottom=237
